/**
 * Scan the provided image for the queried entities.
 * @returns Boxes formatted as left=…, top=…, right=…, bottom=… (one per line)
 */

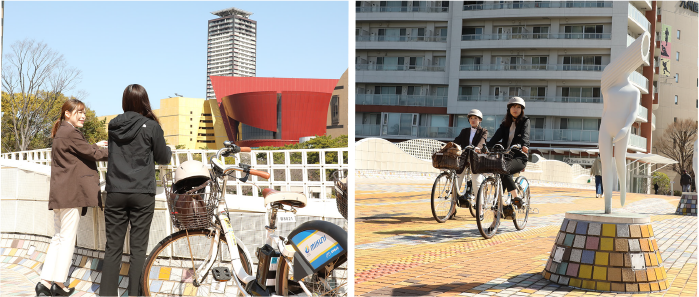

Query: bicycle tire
left=140, top=229, right=252, bottom=297
left=476, top=177, right=501, bottom=239
left=276, top=253, right=348, bottom=296
left=431, top=172, right=456, bottom=223
left=513, top=176, right=530, bottom=230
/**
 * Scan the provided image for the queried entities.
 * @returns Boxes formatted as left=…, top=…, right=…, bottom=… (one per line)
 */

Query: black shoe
left=503, top=204, right=514, bottom=218
left=35, top=282, right=51, bottom=296
left=50, top=283, right=75, bottom=296
left=513, top=197, right=523, bottom=208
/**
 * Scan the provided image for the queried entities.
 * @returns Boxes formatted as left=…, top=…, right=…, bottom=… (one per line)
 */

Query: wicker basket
left=432, top=142, right=462, bottom=170
left=469, top=151, right=514, bottom=175
left=162, top=171, right=218, bottom=230
left=332, top=170, right=348, bottom=220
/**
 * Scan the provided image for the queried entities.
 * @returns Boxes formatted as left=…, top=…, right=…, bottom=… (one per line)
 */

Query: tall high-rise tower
left=206, top=7, right=257, bottom=100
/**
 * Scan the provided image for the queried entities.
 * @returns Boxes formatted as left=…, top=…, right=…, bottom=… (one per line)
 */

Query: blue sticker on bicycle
left=291, top=230, right=343, bottom=269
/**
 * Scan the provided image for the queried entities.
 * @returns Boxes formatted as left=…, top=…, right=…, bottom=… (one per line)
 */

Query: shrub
left=651, top=172, right=670, bottom=194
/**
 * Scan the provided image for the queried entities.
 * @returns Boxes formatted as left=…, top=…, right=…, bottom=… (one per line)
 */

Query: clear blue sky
left=3, top=1, right=349, bottom=117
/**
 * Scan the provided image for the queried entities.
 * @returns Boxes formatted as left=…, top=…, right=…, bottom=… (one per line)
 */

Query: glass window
left=676, top=73, right=679, bottom=83
left=455, top=115, right=470, bottom=128
left=676, top=51, right=680, bottom=61
left=583, top=119, right=598, bottom=130
left=677, top=30, right=680, bottom=40
left=675, top=95, right=678, bottom=105
left=430, top=115, right=449, bottom=127
left=459, top=86, right=480, bottom=97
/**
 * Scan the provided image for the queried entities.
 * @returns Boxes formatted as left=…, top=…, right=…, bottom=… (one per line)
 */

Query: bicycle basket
left=162, top=171, right=218, bottom=230
left=469, top=150, right=514, bottom=175
left=332, top=170, right=348, bottom=220
left=432, top=142, right=462, bottom=170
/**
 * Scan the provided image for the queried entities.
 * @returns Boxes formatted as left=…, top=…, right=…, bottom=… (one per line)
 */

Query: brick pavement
left=356, top=177, right=697, bottom=296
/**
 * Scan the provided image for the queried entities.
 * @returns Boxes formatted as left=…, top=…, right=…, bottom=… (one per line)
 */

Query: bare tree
left=1, top=39, right=81, bottom=151
left=655, top=119, right=697, bottom=177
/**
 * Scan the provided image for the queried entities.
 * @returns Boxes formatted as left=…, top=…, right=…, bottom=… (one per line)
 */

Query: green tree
left=651, top=172, right=670, bottom=195
left=79, top=107, right=108, bottom=145
left=256, top=135, right=348, bottom=164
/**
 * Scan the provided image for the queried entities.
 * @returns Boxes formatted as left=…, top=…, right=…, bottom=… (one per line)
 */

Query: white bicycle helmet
left=508, top=96, right=526, bottom=109
left=174, top=160, right=210, bottom=194
left=467, top=109, right=483, bottom=120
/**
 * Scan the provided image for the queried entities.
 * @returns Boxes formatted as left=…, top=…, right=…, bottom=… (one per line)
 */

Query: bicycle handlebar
left=211, top=141, right=270, bottom=180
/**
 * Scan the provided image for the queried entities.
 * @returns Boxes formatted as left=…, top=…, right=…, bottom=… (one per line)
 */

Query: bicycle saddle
left=261, top=188, right=307, bottom=208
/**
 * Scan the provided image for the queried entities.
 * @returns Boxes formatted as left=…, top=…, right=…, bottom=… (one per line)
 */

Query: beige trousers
left=457, top=168, right=484, bottom=196
left=40, top=208, right=80, bottom=283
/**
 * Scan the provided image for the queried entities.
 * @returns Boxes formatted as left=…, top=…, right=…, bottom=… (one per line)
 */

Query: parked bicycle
left=473, top=144, right=531, bottom=239
left=141, top=141, right=347, bottom=296
left=430, top=143, right=479, bottom=223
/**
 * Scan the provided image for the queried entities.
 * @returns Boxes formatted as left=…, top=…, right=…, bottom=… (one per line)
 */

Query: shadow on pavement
left=364, top=281, right=487, bottom=296
left=357, top=216, right=439, bottom=224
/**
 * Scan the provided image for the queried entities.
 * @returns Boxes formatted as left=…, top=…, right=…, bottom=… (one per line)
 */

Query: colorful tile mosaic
left=542, top=216, right=668, bottom=293
left=675, top=193, right=697, bottom=216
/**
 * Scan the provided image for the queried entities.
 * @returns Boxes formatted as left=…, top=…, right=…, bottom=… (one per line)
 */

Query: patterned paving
left=355, top=177, right=697, bottom=296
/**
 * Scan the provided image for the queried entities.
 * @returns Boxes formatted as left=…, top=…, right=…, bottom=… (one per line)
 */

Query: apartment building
left=356, top=1, right=696, bottom=192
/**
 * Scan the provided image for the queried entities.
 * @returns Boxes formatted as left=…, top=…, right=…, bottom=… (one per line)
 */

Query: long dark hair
left=51, top=99, right=86, bottom=138
left=122, top=84, right=159, bottom=124
left=502, top=104, right=525, bottom=128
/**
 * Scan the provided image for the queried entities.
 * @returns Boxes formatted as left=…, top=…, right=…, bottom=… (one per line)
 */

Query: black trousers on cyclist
left=501, top=158, right=527, bottom=192
left=101, top=192, right=155, bottom=296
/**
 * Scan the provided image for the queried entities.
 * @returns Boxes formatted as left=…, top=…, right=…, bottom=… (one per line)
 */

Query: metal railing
left=356, top=64, right=446, bottom=72
left=629, top=134, right=648, bottom=151
left=637, top=104, right=649, bottom=122
left=357, top=6, right=449, bottom=13
left=459, top=64, right=606, bottom=71
left=652, top=113, right=656, bottom=127
left=461, top=33, right=611, bottom=41
left=456, top=95, right=603, bottom=103
left=628, top=3, right=651, bottom=32
left=355, top=94, right=448, bottom=107
left=355, top=124, right=457, bottom=139
left=356, top=35, right=448, bottom=42
left=530, top=128, right=599, bottom=143
left=629, top=71, right=649, bottom=91
left=463, top=1, right=613, bottom=10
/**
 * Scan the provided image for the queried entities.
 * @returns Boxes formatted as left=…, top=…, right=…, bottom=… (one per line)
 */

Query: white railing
left=637, top=104, right=649, bottom=122
left=463, top=1, right=613, bottom=10
left=652, top=113, right=656, bottom=128
left=461, top=33, right=611, bottom=41
left=629, top=70, right=649, bottom=91
left=1, top=148, right=349, bottom=202
left=629, top=134, right=648, bottom=151
left=628, top=3, right=651, bottom=33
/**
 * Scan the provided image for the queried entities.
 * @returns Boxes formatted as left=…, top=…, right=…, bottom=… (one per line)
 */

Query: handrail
left=463, top=1, right=613, bottom=10
left=461, top=33, right=611, bottom=41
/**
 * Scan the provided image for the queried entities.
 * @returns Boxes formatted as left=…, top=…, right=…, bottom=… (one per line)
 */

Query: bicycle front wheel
left=476, top=178, right=501, bottom=239
left=513, top=176, right=531, bottom=230
left=431, top=172, right=456, bottom=223
left=276, top=254, right=348, bottom=296
left=140, top=229, right=252, bottom=297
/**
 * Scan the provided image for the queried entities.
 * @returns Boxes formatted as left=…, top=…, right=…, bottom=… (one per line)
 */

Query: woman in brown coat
left=36, top=99, right=108, bottom=296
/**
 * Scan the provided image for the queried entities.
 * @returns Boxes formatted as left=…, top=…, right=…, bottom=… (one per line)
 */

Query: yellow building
left=326, top=69, right=349, bottom=138
left=98, top=97, right=227, bottom=150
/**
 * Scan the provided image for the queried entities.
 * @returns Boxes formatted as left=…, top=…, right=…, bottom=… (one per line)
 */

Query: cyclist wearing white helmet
left=485, top=96, right=530, bottom=208
left=453, top=109, right=488, bottom=200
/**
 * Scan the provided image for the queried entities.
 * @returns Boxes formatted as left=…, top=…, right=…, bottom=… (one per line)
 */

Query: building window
left=675, top=95, right=678, bottom=105
left=676, top=73, right=679, bottom=83
left=330, top=95, right=340, bottom=126
left=676, top=52, right=680, bottom=61
left=677, top=30, right=680, bottom=40
left=190, top=111, right=193, bottom=114
left=674, top=117, right=677, bottom=123
left=190, top=125, right=192, bottom=128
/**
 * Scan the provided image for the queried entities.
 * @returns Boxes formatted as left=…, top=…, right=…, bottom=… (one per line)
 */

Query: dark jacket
left=49, top=122, right=109, bottom=210
left=454, top=126, right=488, bottom=174
left=486, top=115, right=530, bottom=160
left=680, top=173, right=692, bottom=186
left=106, top=111, right=172, bottom=194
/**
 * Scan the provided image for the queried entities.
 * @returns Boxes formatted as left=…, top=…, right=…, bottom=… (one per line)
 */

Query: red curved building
left=210, top=76, right=339, bottom=147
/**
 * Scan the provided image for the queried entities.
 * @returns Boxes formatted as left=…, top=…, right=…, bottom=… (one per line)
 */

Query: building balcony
left=631, top=0, right=652, bottom=10
left=628, top=134, right=648, bottom=152
left=356, top=64, right=445, bottom=72
left=628, top=3, right=651, bottom=34
left=459, top=64, right=605, bottom=71
left=651, top=113, right=656, bottom=130
left=355, top=124, right=456, bottom=140
left=629, top=71, right=649, bottom=94
left=356, top=94, right=448, bottom=107
left=461, top=33, right=611, bottom=41
left=462, top=1, right=613, bottom=10
left=357, top=6, right=449, bottom=13
left=456, top=95, right=602, bottom=104
left=356, top=35, right=447, bottom=42
left=530, top=128, right=599, bottom=144
left=636, top=104, right=648, bottom=123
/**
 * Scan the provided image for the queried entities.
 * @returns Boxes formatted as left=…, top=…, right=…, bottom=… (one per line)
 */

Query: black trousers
left=501, top=158, right=527, bottom=193
left=101, top=192, right=155, bottom=296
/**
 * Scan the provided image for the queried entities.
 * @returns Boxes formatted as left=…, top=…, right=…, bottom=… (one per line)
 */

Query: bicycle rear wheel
left=140, top=229, right=252, bottom=297
left=513, top=176, right=531, bottom=230
left=431, top=172, right=456, bottom=223
left=476, top=178, right=501, bottom=239
left=276, top=254, right=348, bottom=296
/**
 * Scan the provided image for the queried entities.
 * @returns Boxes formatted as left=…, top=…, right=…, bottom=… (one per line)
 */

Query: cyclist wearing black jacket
left=101, top=84, right=172, bottom=296
left=485, top=96, right=530, bottom=207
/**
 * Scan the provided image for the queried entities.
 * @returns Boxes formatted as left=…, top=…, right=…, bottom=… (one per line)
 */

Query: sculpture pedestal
left=675, top=192, right=697, bottom=216
left=542, top=211, right=668, bottom=293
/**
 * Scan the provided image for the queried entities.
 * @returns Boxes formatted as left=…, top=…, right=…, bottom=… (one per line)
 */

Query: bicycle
left=474, top=144, right=531, bottom=239
left=430, top=144, right=479, bottom=223
left=141, top=141, right=348, bottom=296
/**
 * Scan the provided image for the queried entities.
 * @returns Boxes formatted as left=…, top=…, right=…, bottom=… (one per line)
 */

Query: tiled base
left=675, top=193, right=697, bottom=216
left=542, top=213, right=668, bottom=293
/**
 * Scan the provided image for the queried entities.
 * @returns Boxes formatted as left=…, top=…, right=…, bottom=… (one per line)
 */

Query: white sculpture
left=599, top=32, right=651, bottom=213
left=694, top=139, right=698, bottom=192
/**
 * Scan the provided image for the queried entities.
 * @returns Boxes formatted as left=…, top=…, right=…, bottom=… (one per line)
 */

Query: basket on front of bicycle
left=332, top=170, right=348, bottom=220
left=432, top=142, right=463, bottom=170
left=162, top=171, right=218, bottom=230
left=469, top=149, right=515, bottom=175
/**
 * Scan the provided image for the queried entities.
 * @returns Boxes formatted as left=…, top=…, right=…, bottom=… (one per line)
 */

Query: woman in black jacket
left=484, top=97, right=530, bottom=207
left=101, top=84, right=172, bottom=296
left=453, top=109, right=488, bottom=199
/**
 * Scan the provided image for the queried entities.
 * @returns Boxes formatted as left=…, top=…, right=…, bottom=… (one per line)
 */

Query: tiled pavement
left=355, top=177, right=697, bottom=296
